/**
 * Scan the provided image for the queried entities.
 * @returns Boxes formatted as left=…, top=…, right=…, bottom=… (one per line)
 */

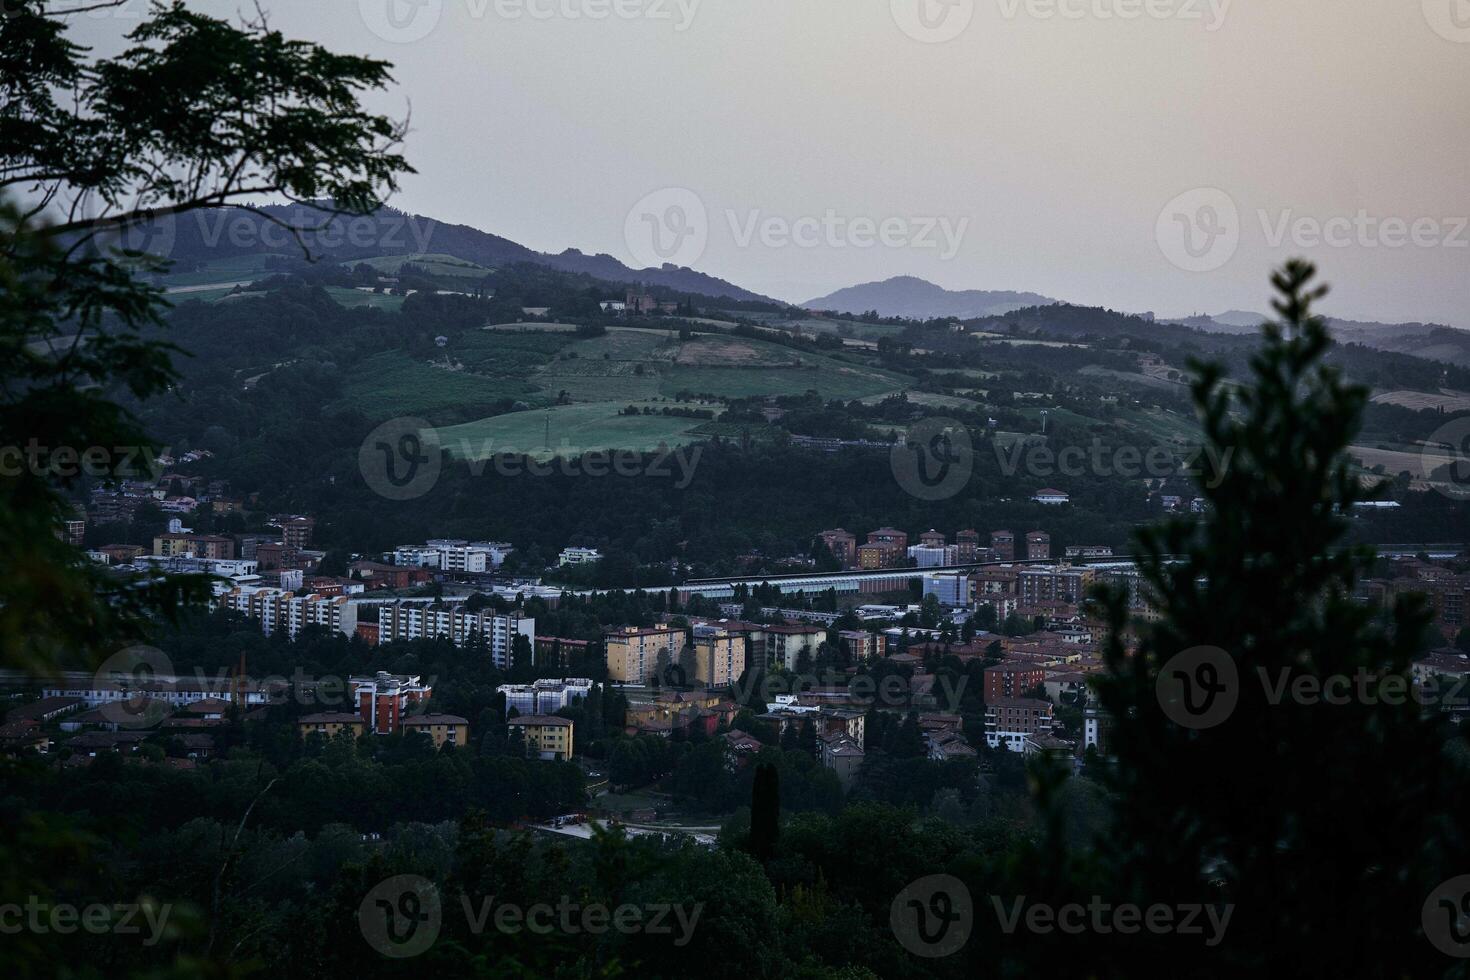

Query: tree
left=0, top=2, right=410, bottom=675
left=797, top=717, right=818, bottom=755
left=749, top=762, right=780, bottom=864
left=1090, top=261, right=1470, bottom=975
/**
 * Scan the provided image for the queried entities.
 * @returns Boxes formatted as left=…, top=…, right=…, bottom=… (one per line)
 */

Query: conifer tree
left=1090, top=260, right=1470, bottom=974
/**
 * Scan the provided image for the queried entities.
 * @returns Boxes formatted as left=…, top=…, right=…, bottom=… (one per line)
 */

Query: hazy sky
left=74, top=1, right=1470, bottom=324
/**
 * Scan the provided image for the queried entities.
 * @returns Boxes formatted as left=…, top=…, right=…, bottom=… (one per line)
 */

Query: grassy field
left=159, top=254, right=286, bottom=288
left=1119, top=406, right=1200, bottom=446
left=1370, top=389, right=1470, bottom=412
left=323, top=286, right=405, bottom=311
left=435, top=401, right=714, bottom=460
left=787, top=317, right=908, bottom=342
left=333, top=351, right=545, bottom=422
left=344, top=252, right=492, bottom=277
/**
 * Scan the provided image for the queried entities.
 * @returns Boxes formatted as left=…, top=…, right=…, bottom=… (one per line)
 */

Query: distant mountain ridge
left=805, top=276, right=1058, bottom=319
left=154, top=203, right=777, bottom=304
left=1161, top=309, right=1470, bottom=366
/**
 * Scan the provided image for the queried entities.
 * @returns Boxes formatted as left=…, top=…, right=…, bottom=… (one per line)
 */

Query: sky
left=71, top=1, right=1470, bottom=324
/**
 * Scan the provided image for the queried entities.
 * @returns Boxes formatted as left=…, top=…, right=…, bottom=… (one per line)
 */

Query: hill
left=805, top=276, right=1057, bottom=319
left=149, top=203, right=778, bottom=305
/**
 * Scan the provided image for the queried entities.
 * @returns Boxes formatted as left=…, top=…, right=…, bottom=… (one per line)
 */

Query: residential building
left=349, top=560, right=433, bottom=590
left=215, top=587, right=353, bottom=640
left=298, top=712, right=365, bottom=740
left=818, top=529, right=858, bottom=569
left=280, top=517, right=315, bottom=549
left=764, top=623, right=827, bottom=671
left=919, top=529, right=947, bottom=548
left=857, top=543, right=888, bottom=569
left=508, top=714, right=574, bottom=760
left=498, top=678, right=594, bottom=716
left=604, top=624, right=686, bottom=683
left=927, top=730, right=977, bottom=761
left=911, top=545, right=950, bottom=568
left=819, top=734, right=865, bottom=787
left=5, top=696, right=83, bottom=724
left=403, top=714, right=469, bottom=749
left=1032, top=488, right=1070, bottom=505
left=376, top=602, right=535, bottom=669
left=559, top=547, right=603, bottom=566
left=1025, top=531, right=1051, bottom=560
left=1018, top=565, right=1095, bottom=605
left=972, top=566, right=1020, bottom=596
left=62, top=518, right=85, bottom=548
left=865, top=527, right=909, bottom=567
left=984, top=662, right=1047, bottom=702
left=985, top=697, right=1055, bottom=751
left=955, top=529, right=981, bottom=563
left=351, top=672, right=433, bottom=735
left=692, top=627, right=746, bottom=688
left=922, top=572, right=969, bottom=606
left=153, top=532, right=234, bottom=559
left=990, top=530, right=1015, bottom=562
left=1064, top=545, right=1114, bottom=559
left=838, top=630, right=884, bottom=661
left=535, top=636, right=591, bottom=669
left=1082, top=696, right=1112, bottom=755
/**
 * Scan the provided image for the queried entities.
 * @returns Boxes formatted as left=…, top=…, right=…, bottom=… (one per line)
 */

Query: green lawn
left=435, top=401, right=715, bottom=460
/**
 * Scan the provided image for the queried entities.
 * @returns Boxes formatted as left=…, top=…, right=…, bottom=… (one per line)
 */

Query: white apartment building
left=215, top=586, right=352, bottom=639
left=497, top=677, right=594, bottom=716
left=393, top=540, right=514, bottom=573
left=559, top=547, right=602, bottom=566
left=922, top=572, right=969, bottom=607
left=376, top=602, right=535, bottom=669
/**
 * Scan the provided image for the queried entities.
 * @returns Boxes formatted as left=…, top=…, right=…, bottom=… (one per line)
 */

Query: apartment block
left=983, top=661, right=1047, bottom=702
left=604, top=624, right=686, bottom=683
left=498, top=678, right=593, bottom=716
left=818, top=529, right=858, bottom=568
left=1025, top=531, right=1051, bottom=560
left=298, top=712, right=365, bottom=740
left=990, top=530, right=1015, bottom=562
left=838, top=630, right=884, bottom=662
left=376, top=602, right=534, bottom=669
left=508, top=714, right=574, bottom=760
left=764, top=623, right=827, bottom=671
left=215, top=586, right=350, bottom=639
left=1018, top=565, right=1095, bottom=605
left=351, top=672, right=432, bottom=735
left=984, top=697, right=1055, bottom=751
left=153, top=532, right=235, bottom=559
left=692, top=628, right=747, bottom=688
left=403, top=714, right=469, bottom=749
left=955, top=528, right=981, bottom=563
